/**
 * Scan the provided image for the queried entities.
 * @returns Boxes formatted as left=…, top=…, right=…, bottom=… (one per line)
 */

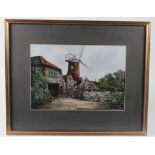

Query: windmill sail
left=65, top=45, right=91, bottom=83
left=79, top=46, right=84, bottom=60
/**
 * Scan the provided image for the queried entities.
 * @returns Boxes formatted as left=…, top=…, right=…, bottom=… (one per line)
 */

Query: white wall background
left=0, top=17, right=155, bottom=136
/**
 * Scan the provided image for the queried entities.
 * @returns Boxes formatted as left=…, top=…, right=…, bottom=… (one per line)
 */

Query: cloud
left=30, top=44, right=126, bottom=81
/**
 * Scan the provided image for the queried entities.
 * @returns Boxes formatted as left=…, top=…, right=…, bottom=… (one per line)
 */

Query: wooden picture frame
left=5, top=19, right=151, bottom=135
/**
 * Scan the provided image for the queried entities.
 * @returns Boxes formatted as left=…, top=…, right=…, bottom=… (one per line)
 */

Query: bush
left=31, top=87, right=51, bottom=104
left=103, top=93, right=124, bottom=108
left=31, top=70, right=51, bottom=104
left=96, top=69, right=125, bottom=92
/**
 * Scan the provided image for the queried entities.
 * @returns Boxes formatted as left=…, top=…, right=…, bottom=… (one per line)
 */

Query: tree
left=98, top=73, right=115, bottom=92
left=113, top=69, right=125, bottom=81
left=97, top=69, right=125, bottom=92
left=113, top=70, right=125, bottom=91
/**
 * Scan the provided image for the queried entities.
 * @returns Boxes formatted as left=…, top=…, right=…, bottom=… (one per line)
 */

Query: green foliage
left=97, top=69, right=125, bottom=92
left=31, top=70, right=51, bottom=104
left=103, top=93, right=124, bottom=108
left=113, top=69, right=125, bottom=81
left=113, top=70, right=125, bottom=91
left=90, top=84, right=100, bottom=91
left=98, top=73, right=115, bottom=91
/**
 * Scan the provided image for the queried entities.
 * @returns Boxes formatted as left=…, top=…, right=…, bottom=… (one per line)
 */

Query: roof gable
left=31, top=56, right=61, bottom=71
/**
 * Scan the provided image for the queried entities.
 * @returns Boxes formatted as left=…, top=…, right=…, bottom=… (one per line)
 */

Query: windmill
left=65, top=46, right=90, bottom=84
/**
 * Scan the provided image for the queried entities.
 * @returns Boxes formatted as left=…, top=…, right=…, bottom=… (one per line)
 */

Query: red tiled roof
left=31, top=56, right=61, bottom=71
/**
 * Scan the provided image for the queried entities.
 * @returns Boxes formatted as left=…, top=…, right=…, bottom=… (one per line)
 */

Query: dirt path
left=32, top=97, right=111, bottom=110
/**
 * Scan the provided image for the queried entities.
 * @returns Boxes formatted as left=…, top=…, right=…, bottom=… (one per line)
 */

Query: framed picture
left=5, top=19, right=150, bottom=135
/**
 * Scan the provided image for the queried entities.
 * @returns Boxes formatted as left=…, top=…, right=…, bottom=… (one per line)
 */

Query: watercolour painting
left=30, top=44, right=126, bottom=111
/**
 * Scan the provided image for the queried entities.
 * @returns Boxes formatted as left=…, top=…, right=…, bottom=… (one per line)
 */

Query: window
left=48, top=68, right=57, bottom=76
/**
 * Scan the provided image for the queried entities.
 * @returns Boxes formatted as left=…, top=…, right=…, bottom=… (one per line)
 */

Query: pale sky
left=30, top=44, right=126, bottom=81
